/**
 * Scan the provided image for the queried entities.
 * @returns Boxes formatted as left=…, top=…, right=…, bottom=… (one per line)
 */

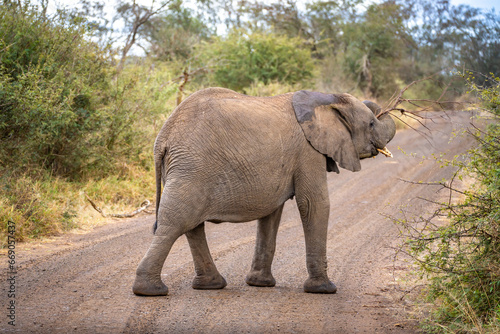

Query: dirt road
left=2, top=111, right=477, bottom=333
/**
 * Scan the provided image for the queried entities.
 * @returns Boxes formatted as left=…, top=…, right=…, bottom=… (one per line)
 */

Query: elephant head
left=292, top=91, right=396, bottom=173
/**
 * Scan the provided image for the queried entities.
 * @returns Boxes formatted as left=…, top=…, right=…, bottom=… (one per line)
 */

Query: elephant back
left=158, top=87, right=307, bottom=171
left=163, top=87, right=297, bottom=140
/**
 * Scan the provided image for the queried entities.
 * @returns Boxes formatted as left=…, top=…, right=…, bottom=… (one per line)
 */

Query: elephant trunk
left=363, top=100, right=396, bottom=147
left=377, top=112, right=396, bottom=145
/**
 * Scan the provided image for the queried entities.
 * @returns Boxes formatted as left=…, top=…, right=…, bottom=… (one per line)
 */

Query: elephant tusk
left=377, top=147, right=393, bottom=158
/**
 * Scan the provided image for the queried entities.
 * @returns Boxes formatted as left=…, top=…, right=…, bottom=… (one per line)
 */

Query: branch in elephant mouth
left=377, top=147, right=393, bottom=158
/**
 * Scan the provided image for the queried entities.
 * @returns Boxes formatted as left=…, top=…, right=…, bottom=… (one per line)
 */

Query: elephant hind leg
left=133, top=184, right=212, bottom=296
left=133, top=225, right=184, bottom=296
left=245, top=204, right=284, bottom=287
left=186, top=222, right=227, bottom=289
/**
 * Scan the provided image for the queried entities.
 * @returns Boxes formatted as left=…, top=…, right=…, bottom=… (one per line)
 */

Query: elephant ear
left=292, top=90, right=361, bottom=172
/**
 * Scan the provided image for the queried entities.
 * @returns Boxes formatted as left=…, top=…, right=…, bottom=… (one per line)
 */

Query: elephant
left=132, top=87, right=396, bottom=296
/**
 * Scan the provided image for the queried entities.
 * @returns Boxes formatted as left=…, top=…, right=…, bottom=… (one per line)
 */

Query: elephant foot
left=132, top=275, right=169, bottom=296
left=192, top=273, right=227, bottom=290
left=245, top=270, right=276, bottom=287
left=303, top=277, right=337, bottom=294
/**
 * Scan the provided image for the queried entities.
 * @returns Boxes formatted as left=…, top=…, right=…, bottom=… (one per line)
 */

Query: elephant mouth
left=360, top=144, right=393, bottom=159
left=359, top=148, right=377, bottom=159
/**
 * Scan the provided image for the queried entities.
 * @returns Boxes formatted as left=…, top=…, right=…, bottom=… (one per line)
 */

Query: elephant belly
left=163, top=164, right=294, bottom=224
left=203, top=174, right=294, bottom=223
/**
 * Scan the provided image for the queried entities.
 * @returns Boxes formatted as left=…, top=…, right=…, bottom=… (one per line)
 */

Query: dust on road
left=2, top=111, right=477, bottom=333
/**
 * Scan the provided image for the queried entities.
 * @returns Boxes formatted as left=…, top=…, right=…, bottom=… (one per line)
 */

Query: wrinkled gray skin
left=133, top=87, right=396, bottom=296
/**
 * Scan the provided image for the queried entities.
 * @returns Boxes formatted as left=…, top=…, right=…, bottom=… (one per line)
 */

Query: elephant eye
left=370, top=119, right=375, bottom=129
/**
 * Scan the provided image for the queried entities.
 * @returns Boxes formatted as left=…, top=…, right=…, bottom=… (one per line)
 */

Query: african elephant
left=133, top=87, right=396, bottom=296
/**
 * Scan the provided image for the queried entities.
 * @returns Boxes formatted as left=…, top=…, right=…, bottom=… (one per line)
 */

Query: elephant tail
left=153, top=142, right=167, bottom=235
left=152, top=220, right=158, bottom=234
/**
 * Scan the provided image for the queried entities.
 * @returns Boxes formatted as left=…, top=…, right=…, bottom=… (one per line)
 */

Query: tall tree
left=400, top=0, right=500, bottom=79
left=142, top=3, right=211, bottom=61
left=305, top=0, right=361, bottom=57
left=341, top=1, right=414, bottom=98
left=115, top=0, right=172, bottom=72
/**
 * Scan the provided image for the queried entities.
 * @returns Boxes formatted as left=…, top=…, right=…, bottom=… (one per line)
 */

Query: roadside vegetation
left=395, top=72, right=500, bottom=332
left=0, top=0, right=499, bottom=330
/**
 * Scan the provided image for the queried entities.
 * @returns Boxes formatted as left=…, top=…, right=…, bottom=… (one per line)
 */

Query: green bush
left=100, top=59, right=178, bottom=175
left=0, top=2, right=112, bottom=177
left=395, top=72, right=500, bottom=332
left=0, top=56, right=178, bottom=246
left=0, top=2, right=180, bottom=178
left=0, top=3, right=179, bottom=245
left=197, top=29, right=314, bottom=92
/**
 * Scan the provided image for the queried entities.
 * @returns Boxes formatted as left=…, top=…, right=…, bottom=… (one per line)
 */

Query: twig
left=85, top=193, right=152, bottom=218
left=377, top=70, right=474, bottom=119
left=398, top=178, right=478, bottom=199
left=161, top=67, right=207, bottom=89
left=176, top=68, right=189, bottom=105
left=399, top=284, right=426, bottom=301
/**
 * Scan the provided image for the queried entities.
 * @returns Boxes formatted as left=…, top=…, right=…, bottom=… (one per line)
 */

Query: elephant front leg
left=186, top=222, right=227, bottom=289
left=246, top=204, right=284, bottom=287
left=296, top=193, right=337, bottom=294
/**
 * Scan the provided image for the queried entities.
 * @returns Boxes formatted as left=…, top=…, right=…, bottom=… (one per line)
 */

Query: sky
left=47, top=0, right=499, bottom=55
left=451, top=0, right=499, bottom=10
left=49, top=0, right=500, bottom=16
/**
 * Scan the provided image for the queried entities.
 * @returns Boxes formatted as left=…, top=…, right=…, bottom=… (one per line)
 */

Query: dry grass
left=0, top=166, right=155, bottom=248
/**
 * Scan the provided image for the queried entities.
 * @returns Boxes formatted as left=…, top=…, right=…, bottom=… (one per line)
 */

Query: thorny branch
left=85, top=193, right=152, bottom=218
left=375, top=70, right=474, bottom=124
left=397, top=178, right=475, bottom=200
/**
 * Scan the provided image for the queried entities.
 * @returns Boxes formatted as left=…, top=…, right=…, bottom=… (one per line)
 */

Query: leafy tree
left=143, top=3, right=211, bottom=61
left=400, top=0, right=500, bottom=81
left=341, top=1, right=414, bottom=98
left=241, top=0, right=311, bottom=39
left=446, top=6, right=500, bottom=80
left=114, top=0, right=172, bottom=72
left=305, top=0, right=361, bottom=57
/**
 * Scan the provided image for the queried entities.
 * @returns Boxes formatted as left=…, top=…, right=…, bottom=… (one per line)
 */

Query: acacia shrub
left=396, top=72, right=500, bottom=332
